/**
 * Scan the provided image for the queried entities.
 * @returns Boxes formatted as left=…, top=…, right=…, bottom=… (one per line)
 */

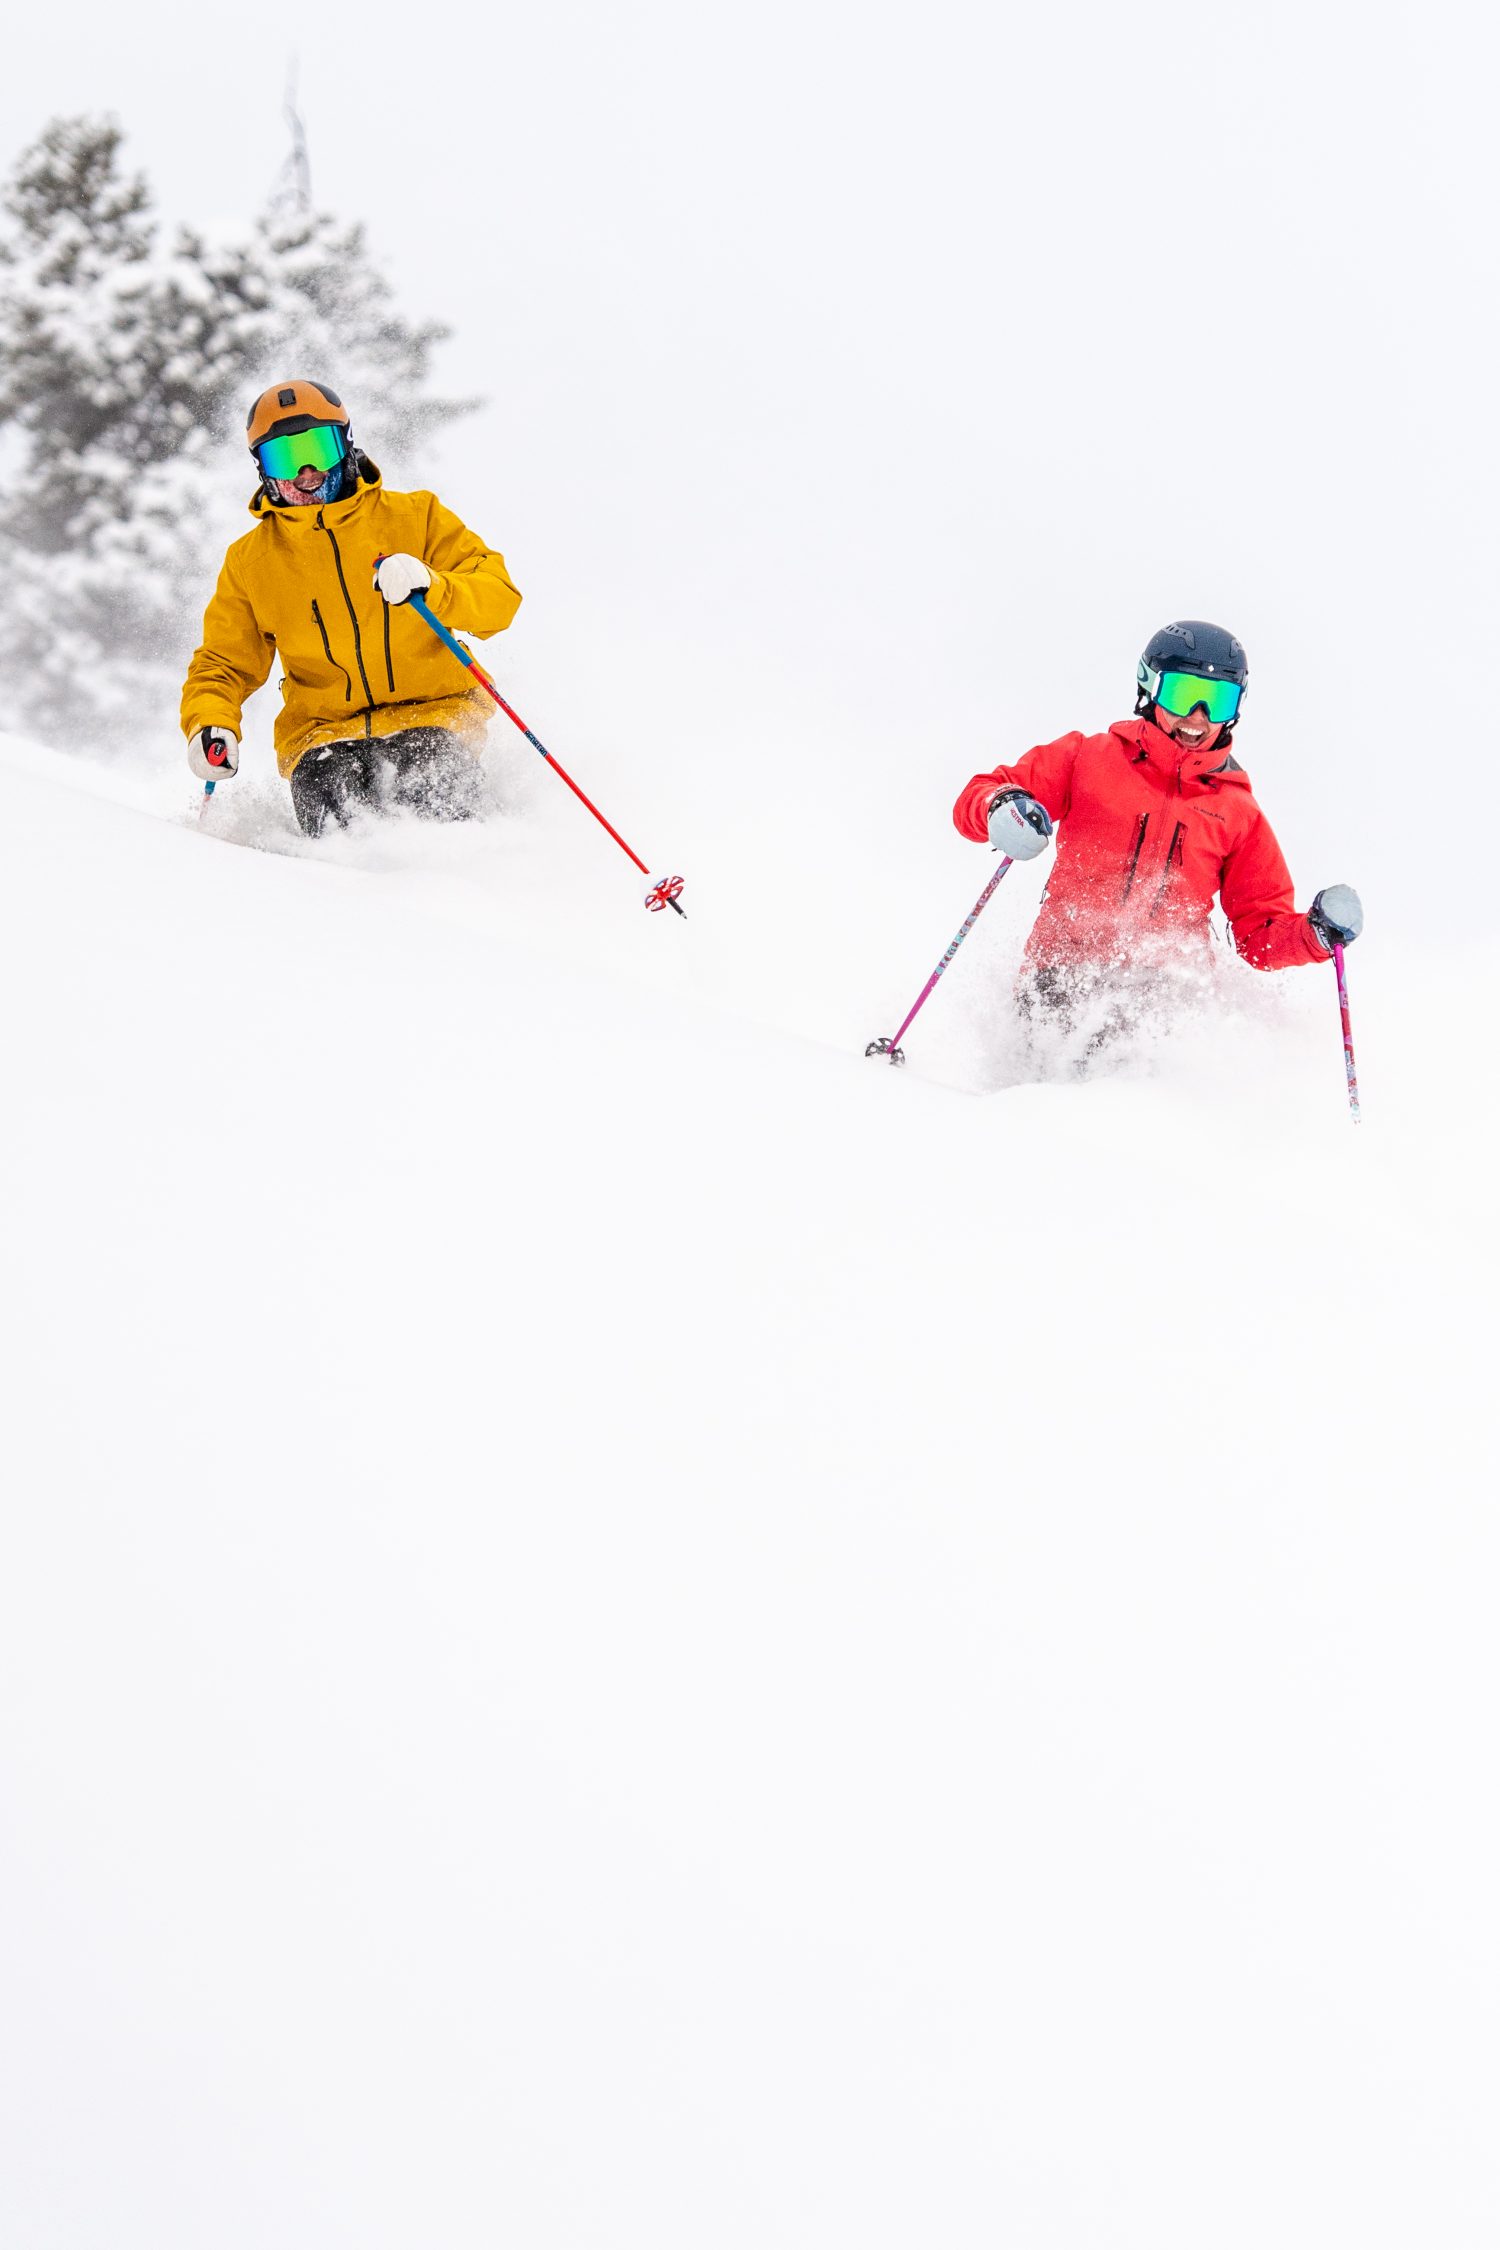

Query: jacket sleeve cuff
left=953, top=773, right=1008, bottom=840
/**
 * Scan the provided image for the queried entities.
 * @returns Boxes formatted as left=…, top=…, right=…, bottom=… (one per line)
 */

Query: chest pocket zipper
left=1122, top=813, right=1150, bottom=902
left=1150, top=822, right=1186, bottom=915
left=311, top=600, right=353, bottom=702
left=319, top=520, right=375, bottom=706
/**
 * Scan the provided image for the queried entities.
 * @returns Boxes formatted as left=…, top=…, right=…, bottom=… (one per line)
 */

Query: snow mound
left=2, top=732, right=1494, bottom=2249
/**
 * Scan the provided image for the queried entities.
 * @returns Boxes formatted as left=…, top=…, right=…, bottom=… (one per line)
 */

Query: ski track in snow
left=2, top=730, right=1496, bottom=2250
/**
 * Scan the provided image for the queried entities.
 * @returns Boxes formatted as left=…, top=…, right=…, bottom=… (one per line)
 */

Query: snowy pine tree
left=257, top=199, right=473, bottom=469
left=0, top=114, right=474, bottom=753
left=0, top=118, right=272, bottom=744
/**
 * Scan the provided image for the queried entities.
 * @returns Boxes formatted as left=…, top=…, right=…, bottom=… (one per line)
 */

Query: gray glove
left=1309, top=884, right=1363, bottom=951
left=987, top=787, right=1053, bottom=861
left=187, top=726, right=239, bottom=782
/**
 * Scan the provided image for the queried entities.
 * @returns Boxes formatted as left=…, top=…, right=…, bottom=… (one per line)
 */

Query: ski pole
left=1333, top=942, right=1361, bottom=1123
left=194, top=725, right=236, bottom=822
left=865, top=857, right=1014, bottom=1066
left=386, top=566, right=685, bottom=917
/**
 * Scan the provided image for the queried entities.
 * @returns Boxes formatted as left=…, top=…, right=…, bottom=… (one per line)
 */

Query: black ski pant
left=290, top=727, right=481, bottom=838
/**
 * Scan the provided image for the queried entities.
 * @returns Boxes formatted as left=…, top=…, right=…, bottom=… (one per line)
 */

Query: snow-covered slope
left=2, top=731, right=1494, bottom=2248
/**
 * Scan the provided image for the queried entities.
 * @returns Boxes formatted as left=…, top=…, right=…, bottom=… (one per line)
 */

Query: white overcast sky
left=3, top=0, right=1495, bottom=930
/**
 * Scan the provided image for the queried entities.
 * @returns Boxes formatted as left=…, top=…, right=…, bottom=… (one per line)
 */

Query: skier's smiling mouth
left=1154, top=707, right=1220, bottom=753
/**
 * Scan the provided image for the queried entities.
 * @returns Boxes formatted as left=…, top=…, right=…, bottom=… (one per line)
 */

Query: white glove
left=373, top=553, right=432, bottom=605
left=1309, top=884, right=1363, bottom=951
left=987, top=787, right=1053, bottom=861
left=187, top=725, right=239, bottom=781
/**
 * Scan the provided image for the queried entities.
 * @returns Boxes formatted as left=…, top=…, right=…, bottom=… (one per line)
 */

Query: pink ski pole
left=866, top=858, right=1014, bottom=1066
left=1333, top=942, right=1361, bottom=1123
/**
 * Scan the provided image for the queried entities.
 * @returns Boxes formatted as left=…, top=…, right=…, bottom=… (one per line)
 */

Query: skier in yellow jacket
left=181, top=379, right=522, bottom=836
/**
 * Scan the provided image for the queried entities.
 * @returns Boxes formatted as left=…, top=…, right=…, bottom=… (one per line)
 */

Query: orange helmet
left=245, top=379, right=351, bottom=452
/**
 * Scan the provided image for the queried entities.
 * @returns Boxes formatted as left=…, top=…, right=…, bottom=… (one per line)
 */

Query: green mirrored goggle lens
left=256, top=423, right=348, bottom=481
left=1154, top=669, right=1242, bottom=724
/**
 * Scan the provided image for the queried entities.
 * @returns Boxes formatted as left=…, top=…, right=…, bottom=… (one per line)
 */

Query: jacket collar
left=1109, top=716, right=1251, bottom=797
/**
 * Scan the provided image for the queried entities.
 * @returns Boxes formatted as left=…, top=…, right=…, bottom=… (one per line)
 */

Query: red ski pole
left=387, top=567, right=685, bottom=917
left=1333, top=942, right=1361, bottom=1123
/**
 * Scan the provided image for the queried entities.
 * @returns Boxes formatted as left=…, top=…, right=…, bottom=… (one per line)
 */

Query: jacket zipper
left=382, top=601, right=395, bottom=693
left=1150, top=821, right=1186, bottom=916
left=311, top=600, right=353, bottom=702
left=318, top=514, right=376, bottom=711
left=1121, top=813, right=1150, bottom=902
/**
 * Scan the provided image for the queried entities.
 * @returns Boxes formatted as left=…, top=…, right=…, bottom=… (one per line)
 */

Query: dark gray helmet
left=1136, top=620, right=1248, bottom=724
left=1138, top=620, right=1247, bottom=685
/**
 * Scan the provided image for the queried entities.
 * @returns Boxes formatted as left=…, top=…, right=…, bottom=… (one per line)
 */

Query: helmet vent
left=278, top=387, right=298, bottom=406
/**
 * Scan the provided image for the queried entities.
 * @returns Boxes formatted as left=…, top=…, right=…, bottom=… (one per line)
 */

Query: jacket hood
left=248, top=453, right=384, bottom=524
left=1110, top=716, right=1253, bottom=798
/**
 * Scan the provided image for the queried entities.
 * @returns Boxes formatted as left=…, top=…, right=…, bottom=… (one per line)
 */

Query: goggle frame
left=255, top=422, right=350, bottom=483
left=1139, top=663, right=1244, bottom=726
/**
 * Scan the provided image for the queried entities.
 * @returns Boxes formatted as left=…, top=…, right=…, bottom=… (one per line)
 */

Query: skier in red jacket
left=952, top=621, right=1362, bottom=1033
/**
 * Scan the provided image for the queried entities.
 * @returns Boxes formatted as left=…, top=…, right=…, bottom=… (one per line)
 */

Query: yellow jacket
left=181, top=463, right=522, bottom=777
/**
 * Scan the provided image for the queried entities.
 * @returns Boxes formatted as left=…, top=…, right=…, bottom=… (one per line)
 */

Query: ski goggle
left=1141, top=665, right=1244, bottom=725
left=254, top=422, right=349, bottom=482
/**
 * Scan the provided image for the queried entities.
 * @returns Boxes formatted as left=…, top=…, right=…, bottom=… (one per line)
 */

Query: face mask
left=273, top=461, right=347, bottom=507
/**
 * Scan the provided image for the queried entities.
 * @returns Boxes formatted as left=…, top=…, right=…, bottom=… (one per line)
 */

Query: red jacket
left=952, top=719, right=1326, bottom=972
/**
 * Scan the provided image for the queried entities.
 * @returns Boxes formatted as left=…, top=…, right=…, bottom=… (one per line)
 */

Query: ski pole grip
left=371, top=553, right=474, bottom=669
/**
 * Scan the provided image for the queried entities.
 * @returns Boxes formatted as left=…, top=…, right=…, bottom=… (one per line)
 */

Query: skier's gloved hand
left=187, top=725, right=239, bottom=782
left=1309, top=884, right=1363, bottom=952
left=987, top=787, right=1053, bottom=861
left=373, top=553, right=431, bottom=605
